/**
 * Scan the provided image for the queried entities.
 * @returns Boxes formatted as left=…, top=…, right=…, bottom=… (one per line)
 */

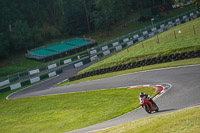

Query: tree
left=194, top=0, right=200, bottom=10
left=0, top=0, right=24, bottom=32
left=62, top=0, right=88, bottom=35
left=11, top=20, right=33, bottom=50
left=0, top=33, right=10, bottom=58
left=92, top=0, right=128, bottom=35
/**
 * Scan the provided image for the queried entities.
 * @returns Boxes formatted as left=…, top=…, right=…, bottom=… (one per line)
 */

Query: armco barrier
left=0, top=68, right=62, bottom=93
left=69, top=50, right=200, bottom=82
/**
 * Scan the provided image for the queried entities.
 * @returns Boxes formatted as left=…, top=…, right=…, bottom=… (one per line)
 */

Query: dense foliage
left=0, top=0, right=173, bottom=59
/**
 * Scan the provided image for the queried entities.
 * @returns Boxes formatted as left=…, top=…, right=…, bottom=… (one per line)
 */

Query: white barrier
left=48, top=63, right=57, bottom=69
left=183, top=15, right=187, bottom=19
left=10, top=83, right=21, bottom=90
left=90, top=55, right=98, bottom=61
left=151, top=27, right=157, bottom=32
left=123, top=38, right=129, bottom=42
left=30, top=77, right=40, bottom=84
left=149, top=32, right=154, bottom=38
left=29, top=69, right=40, bottom=75
left=112, top=42, right=119, bottom=47
left=103, top=50, right=110, bottom=56
left=160, top=24, right=165, bottom=29
left=127, top=40, right=133, bottom=46
left=168, top=21, right=173, bottom=25
left=138, top=37, right=144, bottom=42
left=115, top=45, right=122, bottom=51
left=102, top=46, right=108, bottom=51
left=48, top=71, right=56, bottom=77
left=143, top=31, right=148, bottom=35
left=0, top=80, right=10, bottom=87
left=90, top=49, right=97, bottom=55
left=176, top=18, right=180, bottom=22
left=64, top=59, right=72, bottom=64
left=133, top=34, right=139, bottom=39
left=74, top=62, right=83, bottom=68
left=168, top=24, right=174, bottom=29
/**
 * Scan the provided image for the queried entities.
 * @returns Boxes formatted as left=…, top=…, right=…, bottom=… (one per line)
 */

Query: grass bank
left=79, top=18, right=200, bottom=74
left=0, top=87, right=157, bottom=133
left=58, top=57, right=200, bottom=87
left=97, top=106, right=200, bottom=133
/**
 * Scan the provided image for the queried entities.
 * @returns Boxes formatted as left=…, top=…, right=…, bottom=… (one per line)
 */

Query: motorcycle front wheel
left=155, top=104, right=159, bottom=112
left=153, top=103, right=159, bottom=112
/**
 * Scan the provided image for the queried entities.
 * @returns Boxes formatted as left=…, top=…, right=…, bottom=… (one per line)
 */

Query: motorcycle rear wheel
left=145, top=105, right=151, bottom=114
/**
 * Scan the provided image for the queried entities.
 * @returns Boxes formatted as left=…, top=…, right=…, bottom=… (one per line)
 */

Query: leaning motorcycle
left=140, top=97, right=159, bottom=114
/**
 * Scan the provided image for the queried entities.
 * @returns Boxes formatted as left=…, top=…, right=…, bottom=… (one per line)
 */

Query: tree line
left=0, top=0, right=197, bottom=59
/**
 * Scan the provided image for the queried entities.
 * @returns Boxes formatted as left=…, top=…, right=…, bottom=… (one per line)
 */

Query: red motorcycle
left=140, top=97, right=159, bottom=114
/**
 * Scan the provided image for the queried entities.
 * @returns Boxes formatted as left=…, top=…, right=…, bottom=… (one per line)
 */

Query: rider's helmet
left=140, top=92, right=144, bottom=97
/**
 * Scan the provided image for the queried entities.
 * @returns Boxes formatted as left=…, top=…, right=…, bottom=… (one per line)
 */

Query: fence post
left=157, top=35, right=159, bottom=44
left=174, top=30, right=176, bottom=39
left=126, top=45, right=129, bottom=52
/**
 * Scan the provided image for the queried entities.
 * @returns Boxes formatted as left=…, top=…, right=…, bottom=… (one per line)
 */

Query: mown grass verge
left=0, top=87, right=157, bottom=133
left=58, top=57, right=200, bottom=87
left=97, top=106, right=200, bottom=133
left=79, top=18, right=200, bottom=74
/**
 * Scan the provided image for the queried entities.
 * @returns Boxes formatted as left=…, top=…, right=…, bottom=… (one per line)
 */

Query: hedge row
left=69, top=50, right=200, bottom=81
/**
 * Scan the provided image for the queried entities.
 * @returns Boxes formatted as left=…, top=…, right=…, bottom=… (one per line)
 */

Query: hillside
left=79, top=18, right=200, bottom=74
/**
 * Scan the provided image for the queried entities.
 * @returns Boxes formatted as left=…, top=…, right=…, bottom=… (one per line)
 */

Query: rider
left=139, top=92, right=156, bottom=106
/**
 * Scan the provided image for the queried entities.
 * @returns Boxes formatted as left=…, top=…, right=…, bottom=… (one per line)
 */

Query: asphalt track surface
left=7, top=64, right=200, bottom=133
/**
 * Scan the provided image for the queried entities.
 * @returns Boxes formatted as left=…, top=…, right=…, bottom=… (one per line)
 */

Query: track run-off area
left=7, top=64, right=200, bottom=133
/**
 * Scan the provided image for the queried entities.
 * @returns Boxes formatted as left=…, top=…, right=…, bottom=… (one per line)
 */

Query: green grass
left=97, top=106, right=200, bottom=133
left=0, top=87, right=157, bottom=133
left=79, top=18, right=200, bottom=74
left=58, top=57, right=200, bottom=87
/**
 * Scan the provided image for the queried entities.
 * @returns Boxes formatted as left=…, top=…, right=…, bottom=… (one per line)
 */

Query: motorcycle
left=140, top=97, right=159, bottom=114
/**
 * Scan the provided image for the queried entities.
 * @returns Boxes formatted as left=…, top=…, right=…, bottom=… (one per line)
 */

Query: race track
left=7, top=64, right=200, bottom=133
